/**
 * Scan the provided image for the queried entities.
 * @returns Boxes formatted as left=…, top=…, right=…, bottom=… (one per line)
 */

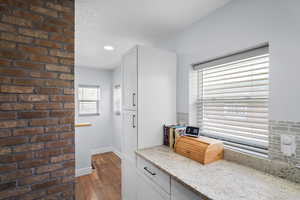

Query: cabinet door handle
left=144, top=167, right=156, bottom=176
left=132, top=114, right=136, bottom=128
left=132, top=93, right=136, bottom=107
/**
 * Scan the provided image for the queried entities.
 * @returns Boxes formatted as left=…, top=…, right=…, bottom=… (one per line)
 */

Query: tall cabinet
left=121, top=45, right=176, bottom=200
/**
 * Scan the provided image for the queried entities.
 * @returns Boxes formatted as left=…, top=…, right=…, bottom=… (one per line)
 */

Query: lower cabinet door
left=137, top=171, right=170, bottom=200
left=171, top=178, right=203, bottom=200
left=122, top=159, right=137, bottom=200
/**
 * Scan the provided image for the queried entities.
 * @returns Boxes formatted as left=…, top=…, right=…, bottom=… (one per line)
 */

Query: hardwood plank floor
left=76, top=152, right=121, bottom=200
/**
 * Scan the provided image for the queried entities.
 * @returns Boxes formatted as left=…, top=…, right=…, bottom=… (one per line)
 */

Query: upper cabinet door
left=122, top=47, right=138, bottom=111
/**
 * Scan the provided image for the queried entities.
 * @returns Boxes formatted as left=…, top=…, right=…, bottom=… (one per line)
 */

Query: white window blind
left=193, top=46, right=269, bottom=154
left=78, top=85, right=100, bottom=116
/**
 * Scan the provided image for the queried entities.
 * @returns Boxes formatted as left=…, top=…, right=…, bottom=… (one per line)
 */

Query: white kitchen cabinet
left=122, top=47, right=137, bottom=111
left=122, top=110, right=137, bottom=163
left=122, top=159, right=137, bottom=200
left=171, top=178, right=203, bottom=200
left=137, top=171, right=170, bottom=200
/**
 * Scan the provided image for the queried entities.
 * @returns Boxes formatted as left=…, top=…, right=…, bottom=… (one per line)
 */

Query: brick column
left=0, top=0, right=75, bottom=199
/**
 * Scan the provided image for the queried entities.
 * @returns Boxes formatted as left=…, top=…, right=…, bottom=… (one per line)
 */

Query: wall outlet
left=280, top=135, right=296, bottom=156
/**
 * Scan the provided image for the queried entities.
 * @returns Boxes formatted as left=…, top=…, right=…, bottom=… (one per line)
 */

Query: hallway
left=76, top=152, right=121, bottom=200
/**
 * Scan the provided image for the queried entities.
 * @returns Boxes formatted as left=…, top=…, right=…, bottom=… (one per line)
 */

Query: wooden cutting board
left=174, top=136, right=224, bottom=165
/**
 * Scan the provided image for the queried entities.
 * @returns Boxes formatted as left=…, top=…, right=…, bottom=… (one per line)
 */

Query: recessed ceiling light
left=104, top=45, right=115, bottom=51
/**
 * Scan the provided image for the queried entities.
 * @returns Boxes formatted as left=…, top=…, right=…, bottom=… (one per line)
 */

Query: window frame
left=78, top=85, right=101, bottom=116
left=192, top=45, right=269, bottom=155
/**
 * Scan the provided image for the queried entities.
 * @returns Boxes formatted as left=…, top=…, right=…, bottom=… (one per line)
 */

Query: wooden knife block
left=174, top=136, right=224, bottom=165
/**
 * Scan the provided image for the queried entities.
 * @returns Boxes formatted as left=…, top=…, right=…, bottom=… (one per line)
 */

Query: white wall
left=112, top=66, right=122, bottom=154
left=159, top=0, right=300, bottom=121
left=75, top=67, right=113, bottom=172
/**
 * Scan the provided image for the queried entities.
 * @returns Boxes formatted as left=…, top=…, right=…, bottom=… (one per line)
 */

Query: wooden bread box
left=174, top=136, right=224, bottom=165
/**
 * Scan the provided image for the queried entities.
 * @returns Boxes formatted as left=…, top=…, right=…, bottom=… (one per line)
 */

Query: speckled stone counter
left=136, top=146, right=300, bottom=200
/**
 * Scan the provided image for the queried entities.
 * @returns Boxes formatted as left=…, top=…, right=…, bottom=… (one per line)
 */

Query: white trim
left=91, top=146, right=113, bottom=155
left=113, top=148, right=123, bottom=159
left=76, top=167, right=92, bottom=177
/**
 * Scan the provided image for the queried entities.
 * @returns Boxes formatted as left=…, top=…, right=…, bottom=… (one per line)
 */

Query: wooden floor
left=75, top=152, right=121, bottom=200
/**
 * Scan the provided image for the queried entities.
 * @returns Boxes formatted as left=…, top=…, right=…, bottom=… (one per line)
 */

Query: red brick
left=0, top=153, right=32, bottom=163
left=35, top=23, right=62, bottom=33
left=59, top=73, right=74, bottom=80
left=0, top=129, right=11, bottom=138
left=31, top=179, right=59, bottom=190
left=30, top=118, right=59, bottom=126
left=31, top=5, right=58, bottom=17
left=0, top=136, right=28, bottom=146
left=2, top=15, right=32, bottom=27
left=29, top=54, right=58, bottom=64
left=0, top=112, right=17, bottom=120
left=0, top=68, right=28, bottom=77
left=31, top=134, right=58, bottom=142
left=0, top=103, right=33, bottom=111
left=47, top=184, right=72, bottom=195
left=13, top=10, right=43, bottom=22
left=18, top=44, right=48, bottom=55
left=0, top=163, right=16, bottom=172
left=50, top=33, right=73, bottom=43
left=0, top=0, right=28, bottom=9
left=0, top=49, right=27, bottom=60
left=64, top=103, right=74, bottom=109
left=0, top=120, right=27, bottom=128
left=35, top=149, right=60, bottom=159
left=62, top=146, right=75, bottom=154
left=0, top=77, right=10, bottom=84
left=1, top=85, right=33, bottom=93
left=49, top=49, right=73, bottom=58
left=46, top=125, right=71, bottom=133
left=19, top=28, right=48, bottom=39
left=19, top=95, right=48, bottom=102
left=35, top=39, right=62, bottom=49
left=60, top=132, right=74, bottom=139
left=46, top=80, right=72, bottom=87
left=0, top=40, right=16, bottom=50
left=46, top=64, right=71, bottom=72
left=13, top=79, right=45, bottom=86
left=0, top=59, right=11, bottom=67
left=14, top=61, right=44, bottom=71
left=30, top=71, right=58, bottom=79
left=59, top=58, right=74, bottom=66
left=64, top=44, right=74, bottom=52
left=45, top=139, right=72, bottom=148
left=21, top=190, right=46, bottom=200
left=34, top=103, right=62, bottom=110
left=0, top=32, right=33, bottom=44
left=51, top=154, right=74, bottom=163
left=0, top=186, right=31, bottom=199
left=0, top=95, right=16, bottom=102
left=13, top=127, right=44, bottom=136
left=18, top=158, right=48, bottom=169
left=37, top=88, right=61, bottom=95
left=36, top=164, right=62, bottom=174
left=51, top=168, right=74, bottom=177
left=0, top=22, right=16, bottom=32
left=0, top=146, right=11, bottom=155
left=19, top=174, right=49, bottom=186
left=18, top=111, right=48, bottom=119
left=46, top=2, right=72, bottom=12
left=61, top=175, right=75, bottom=183
left=50, top=95, right=74, bottom=102
left=13, top=143, right=44, bottom=153
left=59, top=117, right=74, bottom=125
left=63, top=88, right=74, bottom=95
left=50, top=110, right=74, bottom=117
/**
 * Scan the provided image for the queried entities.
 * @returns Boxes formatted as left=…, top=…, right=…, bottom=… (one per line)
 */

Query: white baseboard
left=113, top=149, right=123, bottom=159
left=91, top=146, right=113, bottom=155
left=76, top=166, right=92, bottom=177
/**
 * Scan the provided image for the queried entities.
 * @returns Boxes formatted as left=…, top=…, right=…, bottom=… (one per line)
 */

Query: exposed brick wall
left=0, top=0, right=75, bottom=199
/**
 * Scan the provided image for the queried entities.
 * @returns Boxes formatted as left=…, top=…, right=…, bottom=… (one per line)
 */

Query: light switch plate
left=280, top=135, right=296, bottom=156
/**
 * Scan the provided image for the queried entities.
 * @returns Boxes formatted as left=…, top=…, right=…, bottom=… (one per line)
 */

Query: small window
left=78, top=85, right=100, bottom=116
left=113, top=85, right=121, bottom=115
left=192, top=45, right=269, bottom=155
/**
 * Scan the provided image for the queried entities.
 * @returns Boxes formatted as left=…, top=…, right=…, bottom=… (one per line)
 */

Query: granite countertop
left=136, top=146, right=300, bottom=200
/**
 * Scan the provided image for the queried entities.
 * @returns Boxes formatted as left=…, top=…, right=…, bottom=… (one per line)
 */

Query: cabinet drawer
left=137, top=156, right=171, bottom=194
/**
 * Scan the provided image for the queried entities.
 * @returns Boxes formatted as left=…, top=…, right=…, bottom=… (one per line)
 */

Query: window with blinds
left=193, top=46, right=269, bottom=155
